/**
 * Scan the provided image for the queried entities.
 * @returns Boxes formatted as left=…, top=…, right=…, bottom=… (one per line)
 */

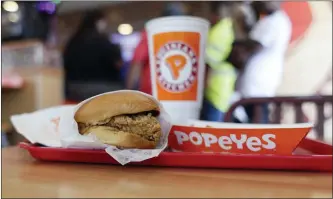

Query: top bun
left=75, top=91, right=160, bottom=124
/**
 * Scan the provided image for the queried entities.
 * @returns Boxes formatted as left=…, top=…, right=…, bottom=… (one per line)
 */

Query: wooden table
left=2, top=147, right=332, bottom=198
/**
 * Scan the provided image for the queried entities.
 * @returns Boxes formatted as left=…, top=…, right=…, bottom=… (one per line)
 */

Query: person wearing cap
left=126, top=2, right=189, bottom=95
left=201, top=2, right=243, bottom=122
left=230, top=2, right=292, bottom=123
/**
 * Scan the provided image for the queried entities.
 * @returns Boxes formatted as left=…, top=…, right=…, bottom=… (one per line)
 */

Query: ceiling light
left=118, top=24, right=133, bottom=35
left=2, top=1, right=19, bottom=12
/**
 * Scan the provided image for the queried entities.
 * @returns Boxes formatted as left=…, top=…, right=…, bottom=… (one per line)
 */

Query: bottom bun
left=86, top=126, right=158, bottom=149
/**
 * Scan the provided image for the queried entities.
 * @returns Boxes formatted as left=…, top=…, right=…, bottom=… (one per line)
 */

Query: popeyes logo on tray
left=153, top=32, right=200, bottom=101
left=168, top=125, right=311, bottom=155
left=156, top=42, right=198, bottom=93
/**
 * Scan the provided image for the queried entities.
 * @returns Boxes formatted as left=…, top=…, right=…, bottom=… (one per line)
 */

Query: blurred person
left=63, top=10, right=123, bottom=101
left=230, top=2, right=292, bottom=123
left=126, top=2, right=189, bottom=95
left=233, top=2, right=257, bottom=39
left=201, top=2, right=242, bottom=122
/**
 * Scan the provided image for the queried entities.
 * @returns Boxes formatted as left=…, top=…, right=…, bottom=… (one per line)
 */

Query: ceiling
left=57, top=1, right=127, bottom=14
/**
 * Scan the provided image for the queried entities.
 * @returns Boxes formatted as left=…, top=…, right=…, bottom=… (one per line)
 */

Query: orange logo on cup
left=168, top=125, right=310, bottom=155
left=153, top=32, right=200, bottom=100
left=165, top=54, right=187, bottom=80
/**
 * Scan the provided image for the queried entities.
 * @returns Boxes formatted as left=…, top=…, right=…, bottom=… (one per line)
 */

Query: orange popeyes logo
left=165, top=55, right=187, bottom=80
left=153, top=32, right=200, bottom=101
left=168, top=125, right=310, bottom=155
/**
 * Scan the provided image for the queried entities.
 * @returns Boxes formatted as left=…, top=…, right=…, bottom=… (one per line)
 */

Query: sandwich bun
left=75, top=91, right=159, bottom=124
left=83, top=126, right=158, bottom=149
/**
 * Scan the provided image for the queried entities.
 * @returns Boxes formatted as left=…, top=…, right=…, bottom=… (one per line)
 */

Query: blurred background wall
left=278, top=1, right=332, bottom=142
left=55, top=1, right=209, bottom=50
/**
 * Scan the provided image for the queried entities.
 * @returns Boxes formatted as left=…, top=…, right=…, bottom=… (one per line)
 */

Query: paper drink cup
left=145, top=16, right=210, bottom=122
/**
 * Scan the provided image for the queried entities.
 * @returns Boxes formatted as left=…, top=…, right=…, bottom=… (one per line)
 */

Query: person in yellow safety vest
left=201, top=2, right=239, bottom=122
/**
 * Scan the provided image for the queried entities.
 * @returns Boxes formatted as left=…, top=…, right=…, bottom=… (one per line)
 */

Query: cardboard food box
left=168, top=120, right=312, bottom=155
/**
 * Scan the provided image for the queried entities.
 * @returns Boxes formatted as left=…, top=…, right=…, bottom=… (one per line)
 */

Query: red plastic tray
left=19, top=138, right=332, bottom=172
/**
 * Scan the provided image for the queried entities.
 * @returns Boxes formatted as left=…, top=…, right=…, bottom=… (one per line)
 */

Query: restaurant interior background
left=1, top=1, right=332, bottom=146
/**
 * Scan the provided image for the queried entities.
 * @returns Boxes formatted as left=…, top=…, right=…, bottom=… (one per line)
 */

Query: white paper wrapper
left=11, top=105, right=75, bottom=147
left=12, top=90, right=172, bottom=165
